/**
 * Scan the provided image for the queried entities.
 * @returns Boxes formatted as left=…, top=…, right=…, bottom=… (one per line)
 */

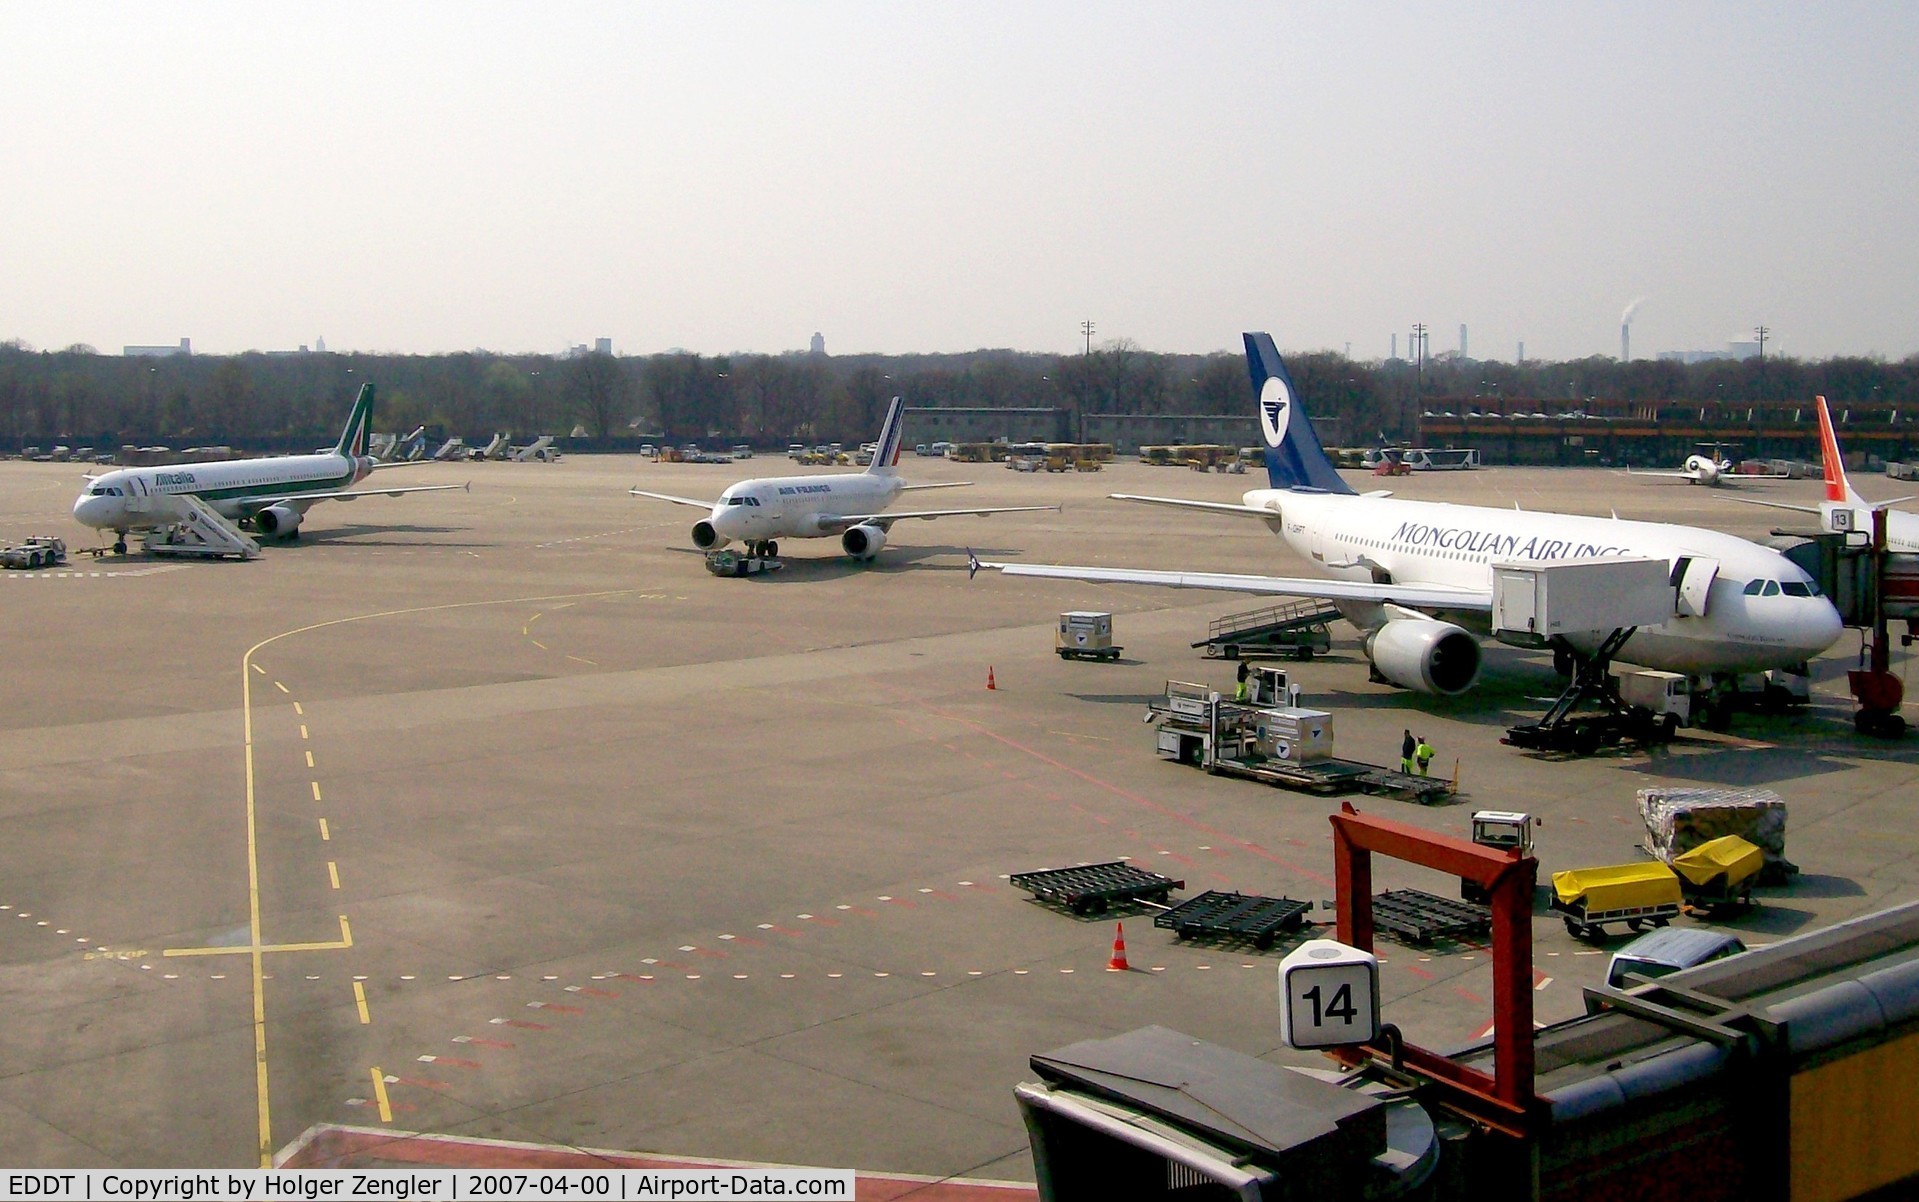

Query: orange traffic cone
left=986, top=666, right=997, bottom=691
left=1106, top=922, right=1130, bottom=971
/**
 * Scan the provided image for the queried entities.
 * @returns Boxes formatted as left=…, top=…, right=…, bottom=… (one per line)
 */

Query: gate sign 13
left=1279, top=939, right=1381, bottom=1049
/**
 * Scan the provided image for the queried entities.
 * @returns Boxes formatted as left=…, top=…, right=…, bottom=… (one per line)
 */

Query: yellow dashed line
left=368, top=1067, right=391, bottom=1122
left=566, top=655, right=597, bottom=665
left=318, top=819, right=330, bottom=841
left=273, top=681, right=289, bottom=694
left=531, top=640, right=547, bottom=650
left=299, top=725, right=308, bottom=740
left=251, top=664, right=266, bottom=675
left=293, top=702, right=303, bottom=716
left=310, top=781, right=322, bottom=803
left=305, top=751, right=314, bottom=769
left=327, top=862, right=340, bottom=890
left=354, top=981, right=370, bottom=1024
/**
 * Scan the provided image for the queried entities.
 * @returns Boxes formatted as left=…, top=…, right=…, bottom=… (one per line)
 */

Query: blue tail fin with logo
left=1245, top=333, right=1354, bottom=495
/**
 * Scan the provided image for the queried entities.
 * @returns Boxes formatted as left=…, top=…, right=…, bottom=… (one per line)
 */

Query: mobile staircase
left=143, top=496, right=262, bottom=560
left=1192, top=599, right=1340, bottom=660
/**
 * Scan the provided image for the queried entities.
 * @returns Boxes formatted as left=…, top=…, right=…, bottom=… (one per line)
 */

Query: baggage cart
left=1550, top=862, right=1682, bottom=939
left=1370, top=889, right=1492, bottom=944
left=1671, top=835, right=1763, bottom=915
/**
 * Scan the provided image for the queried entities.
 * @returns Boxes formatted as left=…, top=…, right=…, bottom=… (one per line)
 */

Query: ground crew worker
left=1234, top=663, right=1251, bottom=703
left=1400, top=729, right=1416, bottom=774
left=1415, top=735, right=1436, bottom=776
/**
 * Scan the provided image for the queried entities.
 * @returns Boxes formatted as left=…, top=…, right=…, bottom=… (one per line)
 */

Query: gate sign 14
left=1279, top=939, right=1380, bottom=1049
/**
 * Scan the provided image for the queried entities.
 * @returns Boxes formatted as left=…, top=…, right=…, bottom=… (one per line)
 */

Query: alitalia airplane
left=1734, top=395, right=1918, bottom=552
left=974, top=333, right=1843, bottom=701
left=631, top=396, right=1056, bottom=560
left=72, top=383, right=464, bottom=552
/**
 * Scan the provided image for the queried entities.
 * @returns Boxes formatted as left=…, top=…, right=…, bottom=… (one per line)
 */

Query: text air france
left=1390, top=521, right=1628, bottom=561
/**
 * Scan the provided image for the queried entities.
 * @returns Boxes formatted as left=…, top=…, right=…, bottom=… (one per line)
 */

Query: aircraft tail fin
left=333, top=383, right=376, bottom=458
left=1815, top=395, right=1866, bottom=505
left=1245, top=333, right=1354, bottom=494
left=866, top=396, right=906, bottom=475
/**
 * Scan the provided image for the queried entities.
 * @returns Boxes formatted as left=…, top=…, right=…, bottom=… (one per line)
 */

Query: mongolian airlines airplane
left=72, top=383, right=464, bottom=552
left=1733, top=395, right=1919, bottom=552
left=974, top=333, right=1843, bottom=702
left=631, top=396, right=1056, bottom=560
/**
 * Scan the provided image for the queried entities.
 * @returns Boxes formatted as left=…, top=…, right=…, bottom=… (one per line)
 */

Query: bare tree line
left=3, top=337, right=1916, bottom=451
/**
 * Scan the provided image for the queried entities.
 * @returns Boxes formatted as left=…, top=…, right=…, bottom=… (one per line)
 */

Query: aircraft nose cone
left=73, top=495, right=102, bottom=526
left=1805, top=599, right=1845, bottom=658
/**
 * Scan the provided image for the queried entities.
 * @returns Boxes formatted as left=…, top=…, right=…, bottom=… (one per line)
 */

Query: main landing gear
left=747, top=539, right=779, bottom=558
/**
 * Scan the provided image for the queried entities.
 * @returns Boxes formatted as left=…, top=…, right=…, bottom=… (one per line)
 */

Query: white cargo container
left=1252, top=706, right=1333, bottom=763
left=1057, top=612, right=1121, bottom=661
left=1491, top=556, right=1674, bottom=645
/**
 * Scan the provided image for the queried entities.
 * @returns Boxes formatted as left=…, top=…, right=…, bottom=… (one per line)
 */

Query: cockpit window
left=1782, top=580, right=1814, bottom=597
left=727, top=496, right=746, bottom=506
left=1743, top=579, right=1763, bottom=595
left=1763, top=580, right=1780, bottom=596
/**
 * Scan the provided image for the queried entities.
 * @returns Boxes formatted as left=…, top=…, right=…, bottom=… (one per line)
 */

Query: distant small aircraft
left=1626, top=444, right=1788, bottom=487
left=1734, top=396, right=1918, bottom=551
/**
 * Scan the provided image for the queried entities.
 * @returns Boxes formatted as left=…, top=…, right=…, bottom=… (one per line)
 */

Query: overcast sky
left=3, top=3, right=1914, bottom=362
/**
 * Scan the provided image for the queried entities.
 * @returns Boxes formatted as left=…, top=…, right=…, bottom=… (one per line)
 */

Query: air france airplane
left=975, top=333, right=1842, bottom=701
left=631, top=396, right=1056, bottom=560
left=73, top=383, right=464, bottom=552
left=1735, top=395, right=1919, bottom=551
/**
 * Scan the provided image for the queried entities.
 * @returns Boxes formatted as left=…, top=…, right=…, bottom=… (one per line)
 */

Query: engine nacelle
left=254, top=504, right=304, bottom=537
left=841, top=524, right=887, bottom=559
left=1365, top=618, right=1481, bottom=695
left=692, top=520, right=725, bottom=550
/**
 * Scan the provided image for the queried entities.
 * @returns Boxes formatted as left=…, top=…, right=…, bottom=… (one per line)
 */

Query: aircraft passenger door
left=1670, top=556, right=1720, bottom=618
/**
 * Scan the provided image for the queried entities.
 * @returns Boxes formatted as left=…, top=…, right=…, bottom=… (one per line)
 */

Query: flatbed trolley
left=1370, top=888, right=1493, bottom=944
left=1009, top=860, right=1184, bottom=915
left=1152, top=890, right=1313, bottom=949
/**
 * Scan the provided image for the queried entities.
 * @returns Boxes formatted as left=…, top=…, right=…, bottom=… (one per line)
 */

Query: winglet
left=967, top=549, right=981, bottom=580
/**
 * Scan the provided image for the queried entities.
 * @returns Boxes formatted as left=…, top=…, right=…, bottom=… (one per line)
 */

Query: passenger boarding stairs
left=142, top=495, right=262, bottom=560
left=1193, top=599, right=1341, bottom=659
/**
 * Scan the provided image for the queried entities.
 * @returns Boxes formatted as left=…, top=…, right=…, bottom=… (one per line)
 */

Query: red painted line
left=393, top=1078, right=451, bottom=1091
left=527, top=1003, right=584, bottom=1015
left=1210, top=873, right=1233, bottom=885
left=763, top=925, right=805, bottom=937
left=843, top=906, right=880, bottom=918
left=1453, top=986, right=1486, bottom=1005
left=802, top=914, right=841, bottom=925
left=659, top=961, right=695, bottom=972
left=1532, top=967, right=1551, bottom=987
left=423, top=1056, right=483, bottom=1070
left=1471, top=1019, right=1496, bottom=1040
left=926, top=890, right=961, bottom=902
left=577, top=987, right=619, bottom=999
left=1401, top=964, right=1435, bottom=980
left=691, top=947, right=728, bottom=959
left=458, top=1038, right=514, bottom=1049
left=500, top=1020, right=548, bottom=1031
left=882, top=897, right=917, bottom=908
left=722, top=935, right=767, bottom=948
left=611, top=973, right=652, bottom=983
left=1161, top=852, right=1196, bottom=867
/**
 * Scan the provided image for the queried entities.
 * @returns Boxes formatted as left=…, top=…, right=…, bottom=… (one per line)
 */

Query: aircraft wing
left=1729, top=496, right=1822, bottom=516
left=1110, top=493, right=1283, bottom=519
left=971, top=556, right=1493, bottom=611
left=242, top=482, right=471, bottom=507
left=1620, top=469, right=1697, bottom=480
left=900, top=481, right=973, bottom=491
left=629, top=489, right=717, bottom=509
left=821, top=504, right=1059, bottom=533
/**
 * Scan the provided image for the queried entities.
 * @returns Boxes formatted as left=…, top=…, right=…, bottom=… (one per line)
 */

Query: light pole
left=1080, top=320, right=1095, bottom=356
left=1754, top=325, right=1769, bottom=360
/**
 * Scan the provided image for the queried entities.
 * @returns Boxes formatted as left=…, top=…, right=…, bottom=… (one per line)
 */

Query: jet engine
left=692, top=520, right=725, bottom=550
left=253, top=504, right=304, bottom=537
left=841, top=524, right=887, bottom=559
left=1365, top=618, right=1481, bottom=695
